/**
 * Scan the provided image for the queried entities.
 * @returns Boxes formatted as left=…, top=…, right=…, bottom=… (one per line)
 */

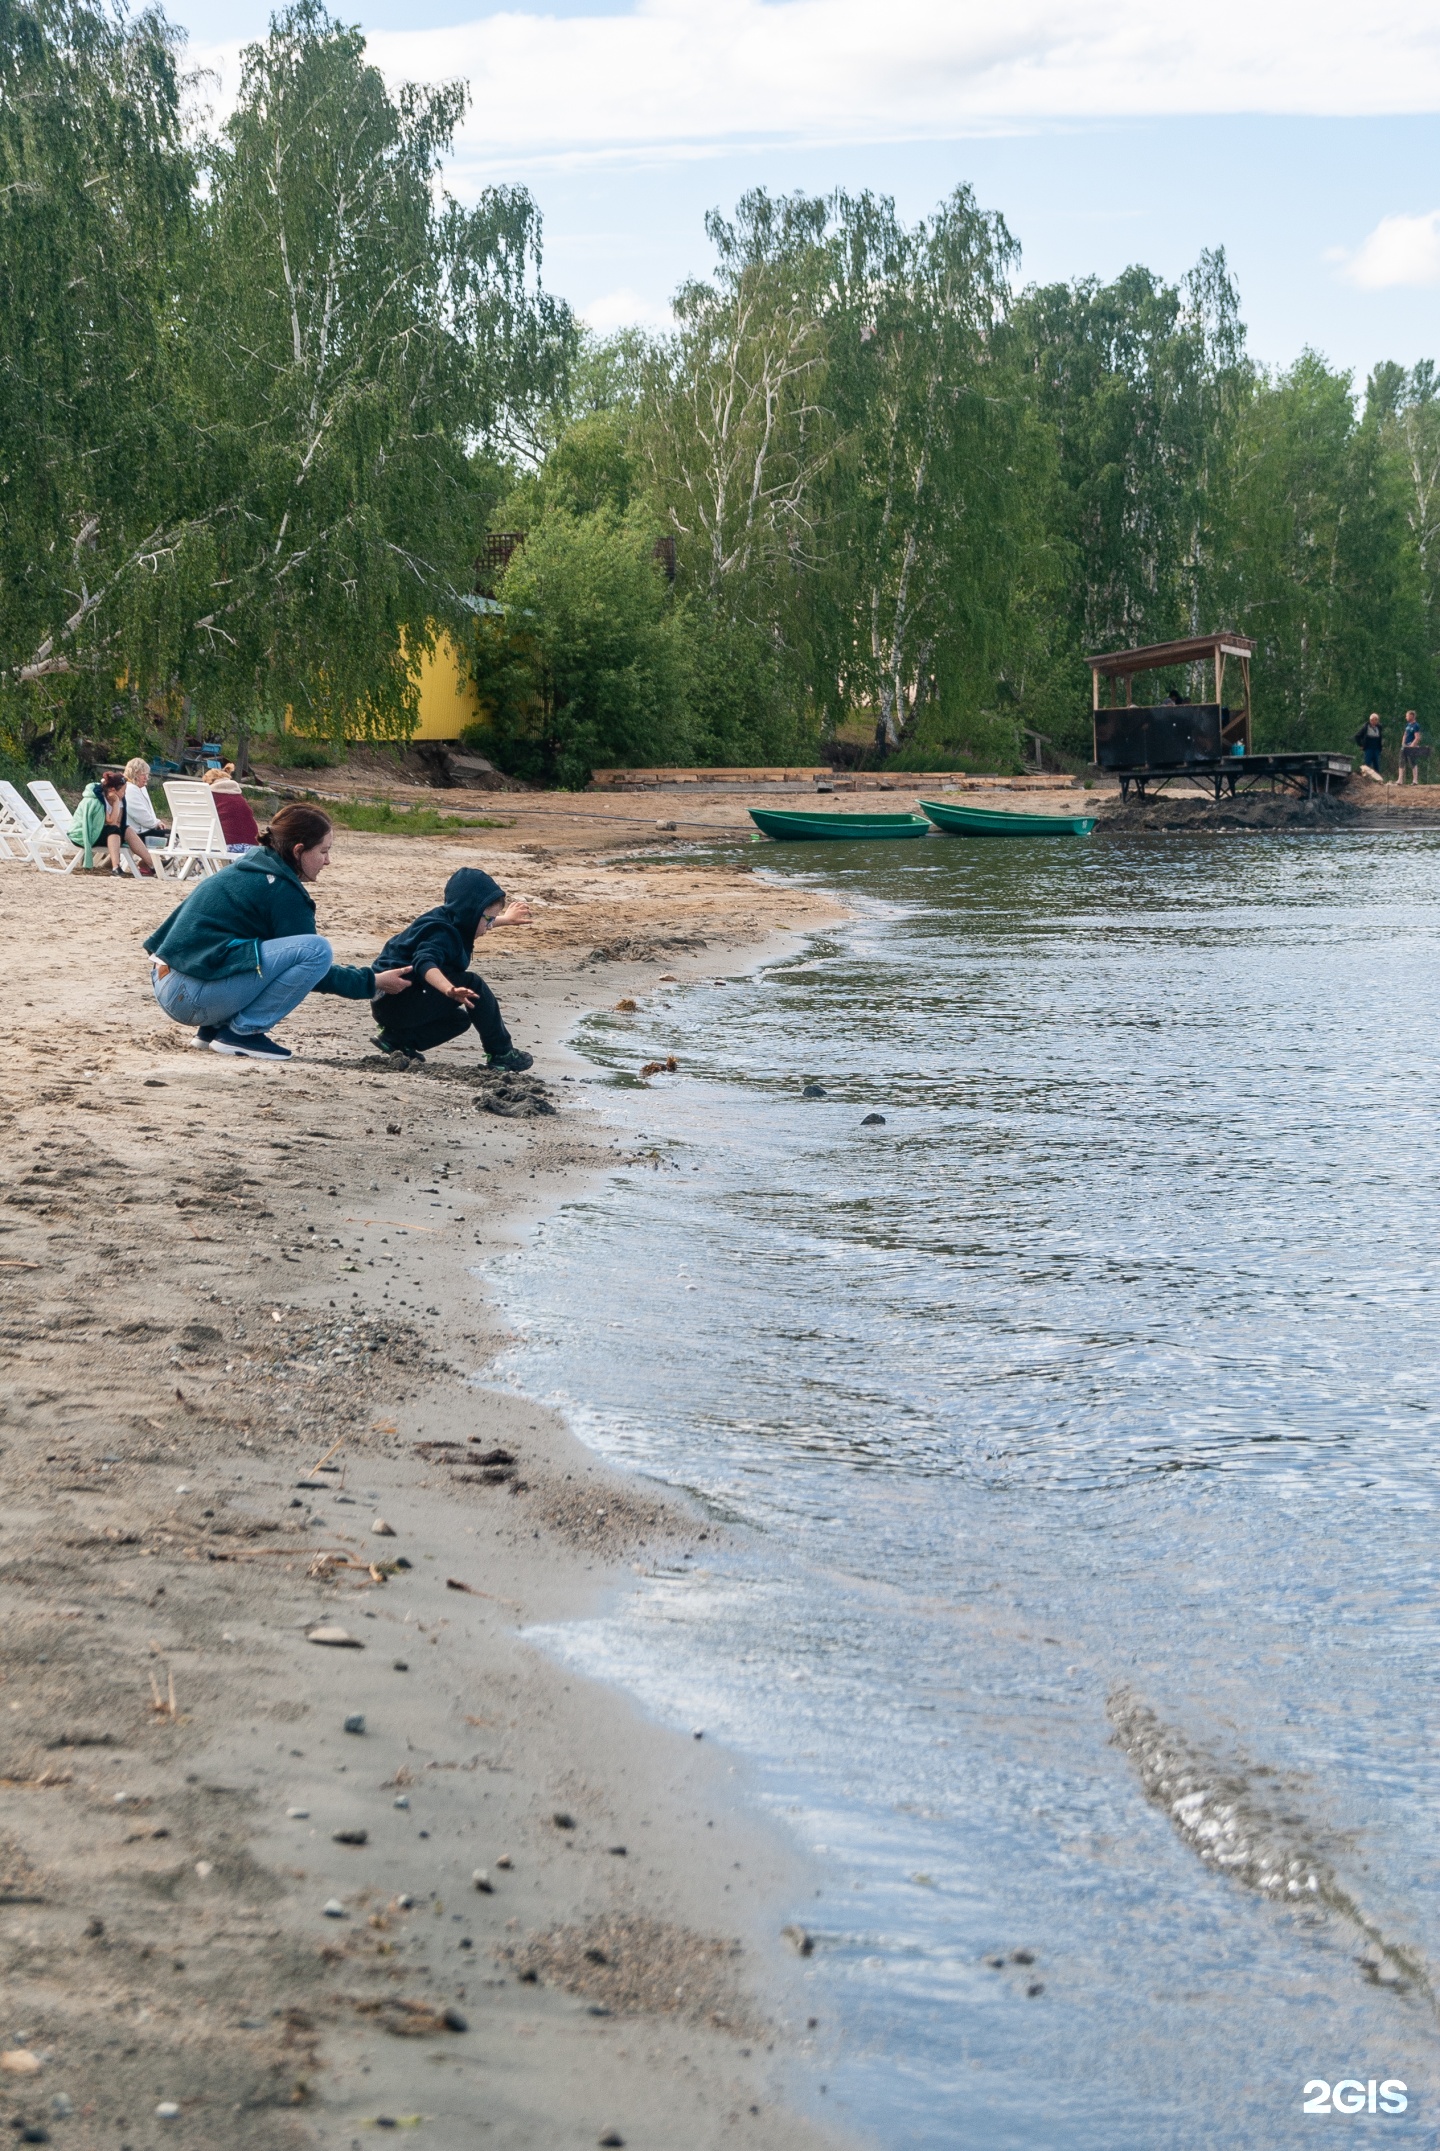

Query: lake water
left=487, top=829, right=1440, bottom=2148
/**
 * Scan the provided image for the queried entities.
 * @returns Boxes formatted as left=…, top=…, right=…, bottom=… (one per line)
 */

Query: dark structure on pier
left=1087, top=633, right=1351, bottom=800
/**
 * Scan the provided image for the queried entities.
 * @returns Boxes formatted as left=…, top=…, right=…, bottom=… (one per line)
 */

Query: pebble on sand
left=333, top=1828, right=368, bottom=1846
left=322, top=1898, right=348, bottom=1918
left=156, top=2103, right=181, bottom=2120
left=552, top=1811, right=576, bottom=1830
left=393, top=1795, right=410, bottom=1810
left=371, top=1518, right=396, bottom=1536
left=802, top=1082, right=827, bottom=1098
left=286, top=1806, right=309, bottom=1819
left=0, top=2051, right=41, bottom=2075
left=495, top=1854, right=513, bottom=1868
left=781, top=1924, right=815, bottom=1956
left=598, top=2133, right=626, bottom=2147
left=307, top=1625, right=362, bottom=1648
left=861, top=1112, right=886, bottom=1126
left=472, top=1869, right=494, bottom=1892
left=343, top=1713, right=366, bottom=1735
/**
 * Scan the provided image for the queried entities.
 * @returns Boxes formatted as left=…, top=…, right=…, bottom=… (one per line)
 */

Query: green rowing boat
left=748, top=807, right=930, bottom=841
left=919, top=798, right=1096, bottom=837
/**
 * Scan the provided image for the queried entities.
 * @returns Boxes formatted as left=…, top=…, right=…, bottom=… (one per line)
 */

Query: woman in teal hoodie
left=70, top=769, right=158, bottom=875
left=143, top=803, right=412, bottom=1061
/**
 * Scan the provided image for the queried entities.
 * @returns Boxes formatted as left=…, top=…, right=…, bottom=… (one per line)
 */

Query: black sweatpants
left=371, top=969, right=513, bottom=1059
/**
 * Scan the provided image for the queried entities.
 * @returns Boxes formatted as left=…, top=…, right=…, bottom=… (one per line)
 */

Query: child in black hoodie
left=371, top=867, right=533, bottom=1069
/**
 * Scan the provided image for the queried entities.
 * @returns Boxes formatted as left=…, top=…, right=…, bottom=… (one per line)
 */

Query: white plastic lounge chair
left=153, top=780, right=230, bottom=880
left=0, top=784, right=30, bottom=864
left=0, top=780, right=81, bottom=872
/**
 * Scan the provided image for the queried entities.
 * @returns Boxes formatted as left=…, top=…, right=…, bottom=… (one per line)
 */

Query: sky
left=181, top=0, right=1440, bottom=383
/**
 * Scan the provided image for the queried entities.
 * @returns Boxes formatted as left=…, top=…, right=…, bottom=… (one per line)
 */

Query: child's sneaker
left=374, top=1034, right=424, bottom=1066
left=486, top=1047, right=533, bottom=1073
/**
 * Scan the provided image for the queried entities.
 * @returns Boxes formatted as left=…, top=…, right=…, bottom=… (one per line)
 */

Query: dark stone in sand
left=861, top=1113, right=886, bottom=1125
left=441, top=2007, right=469, bottom=2032
left=552, top=1811, right=576, bottom=1830
left=802, top=1083, right=827, bottom=1098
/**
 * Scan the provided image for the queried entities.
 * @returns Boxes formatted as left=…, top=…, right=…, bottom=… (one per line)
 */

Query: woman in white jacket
left=123, top=758, right=168, bottom=843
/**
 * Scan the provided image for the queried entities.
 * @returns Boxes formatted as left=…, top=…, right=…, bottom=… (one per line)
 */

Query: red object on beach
left=213, top=790, right=260, bottom=845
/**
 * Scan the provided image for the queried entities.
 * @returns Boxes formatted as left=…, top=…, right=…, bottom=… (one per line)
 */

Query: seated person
left=123, top=758, right=169, bottom=841
left=71, top=770, right=157, bottom=876
left=370, top=868, right=533, bottom=1070
left=211, top=786, right=261, bottom=849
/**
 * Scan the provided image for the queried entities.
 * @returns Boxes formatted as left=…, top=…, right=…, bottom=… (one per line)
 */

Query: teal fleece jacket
left=68, top=784, right=115, bottom=868
left=142, top=846, right=375, bottom=997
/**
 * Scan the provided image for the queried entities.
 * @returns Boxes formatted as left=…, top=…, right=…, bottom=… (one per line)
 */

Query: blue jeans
left=153, top=934, right=333, bottom=1036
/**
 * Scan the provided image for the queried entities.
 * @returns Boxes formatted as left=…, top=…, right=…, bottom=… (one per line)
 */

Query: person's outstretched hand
left=374, top=966, right=413, bottom=995
left=492, top=898, right=531, bottom=926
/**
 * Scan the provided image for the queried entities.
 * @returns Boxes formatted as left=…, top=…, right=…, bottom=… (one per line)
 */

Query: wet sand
left=0, top=835, right=850, bottom=2148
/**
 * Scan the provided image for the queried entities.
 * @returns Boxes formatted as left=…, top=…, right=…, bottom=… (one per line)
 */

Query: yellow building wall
left=409, top=631, right=481, bottom=741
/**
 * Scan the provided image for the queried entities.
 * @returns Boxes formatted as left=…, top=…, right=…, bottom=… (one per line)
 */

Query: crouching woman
left=143, top=804, right=411, bottom=1062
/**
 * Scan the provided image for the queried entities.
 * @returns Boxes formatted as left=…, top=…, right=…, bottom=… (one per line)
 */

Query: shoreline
left=243, top=754, right=1440, bottom=844
left=0, top=835, right=854, bottom=2148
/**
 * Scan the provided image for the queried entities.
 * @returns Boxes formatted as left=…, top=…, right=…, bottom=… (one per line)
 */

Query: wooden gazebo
left=1087, top=632, right=1254, bottom=765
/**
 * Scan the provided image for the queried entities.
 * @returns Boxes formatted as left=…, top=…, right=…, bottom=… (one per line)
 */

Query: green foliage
left=469, top=507, right=690, bottom=786
left=6, top=17, right=1438, bottom=788
left=0, top=0, right=192, bottom=750
left=684, top=607, right=818, bottom=765
left=886, top=711, right=1025, bottom=774
left=265, top=736, right=340, bottom=769
left=324, top=798, right=507, bottom=833
left=0, top=0, right=574, bottom=766
left=1217, top=354, right=1431, bottom=748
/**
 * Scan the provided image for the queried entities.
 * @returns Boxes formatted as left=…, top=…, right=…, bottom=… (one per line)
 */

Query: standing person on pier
left=1399, top=712, right=1424, bottom=785
left=1354, top=713, right=1385, bottom=774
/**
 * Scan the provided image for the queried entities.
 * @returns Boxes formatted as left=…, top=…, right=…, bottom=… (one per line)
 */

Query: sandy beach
left=0, top=831, right=852, bottom=2149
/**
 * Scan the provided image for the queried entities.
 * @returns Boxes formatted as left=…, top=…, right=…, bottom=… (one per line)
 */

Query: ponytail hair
left=262, top=802, right=333, bottom=870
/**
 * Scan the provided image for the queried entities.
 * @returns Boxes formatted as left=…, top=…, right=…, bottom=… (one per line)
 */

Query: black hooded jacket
left=375, top=869, right=506, bottom=987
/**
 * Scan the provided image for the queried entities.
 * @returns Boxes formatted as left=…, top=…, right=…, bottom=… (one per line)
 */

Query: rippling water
left=488, top=829, right=1440, bottom=2147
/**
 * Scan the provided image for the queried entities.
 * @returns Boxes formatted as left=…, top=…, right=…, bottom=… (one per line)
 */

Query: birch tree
left=824, top=188, right=1023, bottom=749
left=189, top=0, right=574, bottom=748
left=641, top=191, right=835, bottom=605
left=0, top=0, right=193, bottom=752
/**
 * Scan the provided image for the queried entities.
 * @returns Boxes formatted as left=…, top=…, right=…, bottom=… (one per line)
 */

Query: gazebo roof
left=1085, top=633, right=1255, bottom=679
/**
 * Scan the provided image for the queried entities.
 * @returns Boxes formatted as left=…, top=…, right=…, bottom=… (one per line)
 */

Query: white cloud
left=579, top=286, right=675, bottom=333
left=1341, top=210, right=1440, bottom=289
left=347, top=0, right=1440, bottom=179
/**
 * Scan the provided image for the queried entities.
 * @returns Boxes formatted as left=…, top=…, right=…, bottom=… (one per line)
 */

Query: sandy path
left=0, top=835, right=851, bottom=2148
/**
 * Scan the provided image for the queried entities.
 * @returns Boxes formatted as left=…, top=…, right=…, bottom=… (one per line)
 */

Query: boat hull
left=748, top=808, right=930, bottom=841
left=919, top=799, right=1096, bottom=837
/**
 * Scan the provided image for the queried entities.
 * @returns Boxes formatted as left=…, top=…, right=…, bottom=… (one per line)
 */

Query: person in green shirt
left=143, top=803, right=412, bottom=1061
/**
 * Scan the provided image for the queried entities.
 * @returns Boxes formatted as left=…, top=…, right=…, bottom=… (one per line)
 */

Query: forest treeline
left=4, top=0, right=1438, bottom=783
